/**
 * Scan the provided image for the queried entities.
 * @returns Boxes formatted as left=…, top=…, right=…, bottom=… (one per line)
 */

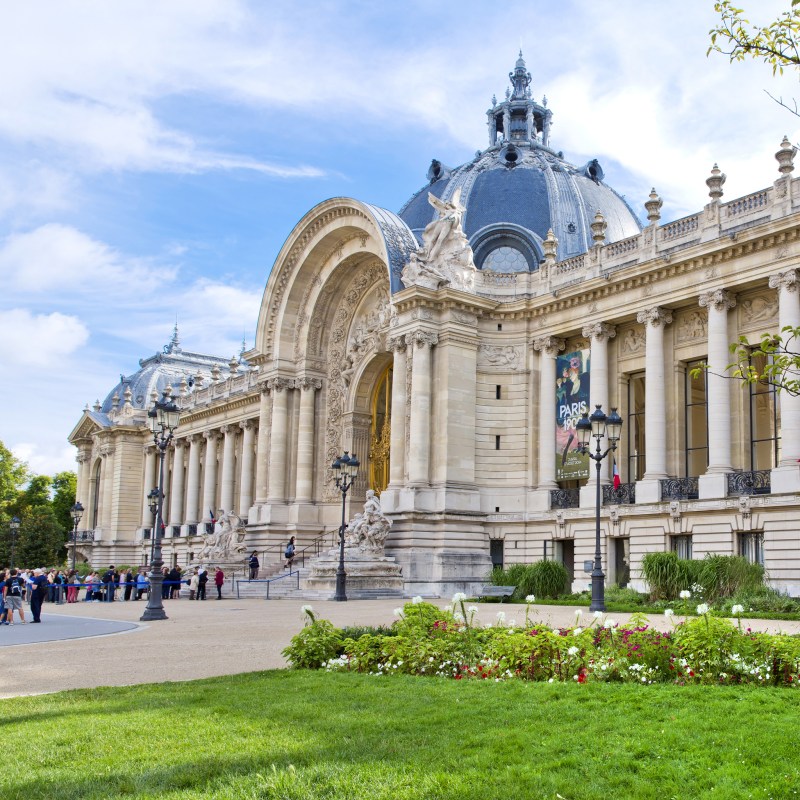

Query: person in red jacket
left=214, top=568, right=224, bottom=600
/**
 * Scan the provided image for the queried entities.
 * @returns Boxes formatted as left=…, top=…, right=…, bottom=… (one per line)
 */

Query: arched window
left=482, top=245, right=529, bottom=273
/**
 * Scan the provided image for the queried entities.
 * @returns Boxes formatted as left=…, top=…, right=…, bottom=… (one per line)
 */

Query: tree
left=728, top=326, right=800, bottom=395
left=52, top=471, right=78, bottom=533
left=0, top=506, right=67, bottom=568
left=0, top=441, right=29, bottom=514
left=709, top=1, right=800, bottom=115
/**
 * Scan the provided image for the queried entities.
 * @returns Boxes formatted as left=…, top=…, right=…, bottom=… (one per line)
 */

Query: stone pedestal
left=304, top=548, right=404, bottom=599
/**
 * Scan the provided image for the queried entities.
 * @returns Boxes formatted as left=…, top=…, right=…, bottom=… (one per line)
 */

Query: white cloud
left=11, top=442, right=77, bottom=477
left=0, top=309, right=89, bottom=367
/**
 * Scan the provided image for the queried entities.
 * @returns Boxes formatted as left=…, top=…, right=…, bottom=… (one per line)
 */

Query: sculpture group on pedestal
left=401, top=188, right=477, bottom=292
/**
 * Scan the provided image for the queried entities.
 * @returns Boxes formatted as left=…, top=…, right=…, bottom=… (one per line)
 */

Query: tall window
left=749, top=352, right=780, bottom=470
left=671, top=535, right=693, bottom=560
left=627, top=373, right=646, bottom=481
left=685, top=360, right=708, bottom=477
left=739, top=532, right=764, bottom=566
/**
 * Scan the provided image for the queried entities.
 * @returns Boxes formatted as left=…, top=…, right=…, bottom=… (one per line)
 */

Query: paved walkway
left=1, top=598, right=799, bottom=699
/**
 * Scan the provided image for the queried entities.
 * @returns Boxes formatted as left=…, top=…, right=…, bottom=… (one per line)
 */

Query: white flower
left=696, top=603, right=709, bottom=615
left=453, top=611, right=465, bottom=623
left=468, top=606, right=479, bottom=615
left=573, top=627, right=583, bottom=636
left=496, top=611, right=506, bottom=623
left=452, top=592, right=467, bottom=603
left=301, top=605, right=313, bottom=615
left=731, top=604, right=744, bottom=616
left=574, top=609, right=583, bottom=618
left=548, top=677, right=554, bottom=683
left=568, top=646, right=579, bottom=656
left=603, top=619, right=617, bottom=629
left=664, top=609, right=674, bottom=617
left=593, top=610, right=603, bottom=619
left=393, top=607, right=403, bottom=617
left=412, top=595, right=423, bottom=604
left=525, top=595, right=536, bottom=604
left=508, top=619, right=517, bottom=628
left=679, top=590, right=691, bottom=600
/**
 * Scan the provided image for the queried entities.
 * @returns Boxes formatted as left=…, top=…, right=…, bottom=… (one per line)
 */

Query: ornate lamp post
left=576, top=405, right=623, bottom=613
left=69, top=501, right=84, bottom=571
left=330, top=451, right=360, bottom=602
left=147, top=487, right=160, bottom=566
left=140, top=391, right=180, bottom=622
left=9, top=516, right=20, bottom=569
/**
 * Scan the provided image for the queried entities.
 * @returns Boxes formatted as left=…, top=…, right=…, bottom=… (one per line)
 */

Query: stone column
left=637, top=307, right=673, bottom=482
left=99, top=446, right=115, bottom=533
left=201, top=430, right=221, bottom=521
left=295, top=378, right=321, bottom=502
left=76, top=450, right=91, bottom=510
left=184, top=434, right=203, bottom=523
left=533, top=336, right=565, bottom=490
left=140, top=446, right=157, bottom=526
left=267, top=378, right=294, bottom=502
left=769, top=269, right=800, bottom=492
left=388, top=336, right=408, bottom=485
left=219, top=424, right=237, bottom=514
left=168, top=439, right=186, bottom=528
left=254, top=385, right=271, bottom=504
left=408, top=330, right=438, bottom=486
left=700, top=289, right=736, bottom=474
left=582, top=322, right=616, bottom=484
left=238, top=420, right=256, bottom=516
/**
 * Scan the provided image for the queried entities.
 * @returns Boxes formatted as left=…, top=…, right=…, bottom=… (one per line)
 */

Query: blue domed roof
left=398, top=55, right=642, bottom=269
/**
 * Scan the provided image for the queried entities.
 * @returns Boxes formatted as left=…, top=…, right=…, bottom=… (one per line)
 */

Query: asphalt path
left=1, top=597, right=798, bottom=699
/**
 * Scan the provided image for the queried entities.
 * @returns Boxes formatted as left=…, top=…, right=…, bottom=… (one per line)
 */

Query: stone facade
left=68, top=61, right=800, bottom=597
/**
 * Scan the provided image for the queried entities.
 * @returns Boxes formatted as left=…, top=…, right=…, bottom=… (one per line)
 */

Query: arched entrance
left=369, top=364, right=392, bottom=494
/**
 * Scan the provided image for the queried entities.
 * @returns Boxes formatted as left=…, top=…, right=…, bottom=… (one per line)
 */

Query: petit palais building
left=69, top=55, right=800, bottom=597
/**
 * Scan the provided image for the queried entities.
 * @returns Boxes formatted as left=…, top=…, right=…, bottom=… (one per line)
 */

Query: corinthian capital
left=298, top=377, right=323, bottom=391
left=636, top=307, right=673, bottom=328
left=581, top=322, right=617, bottom=342
left=769, top=269, right=800, bottom=293
left=266, top=377, right=294, bottom=392
left=533, top=335, right=565, bottom=357
left=699, top=289, right=736, bottom=313
left=408, top=330, right=438, bottom=349
left=388, top=335, right=407, bottom=354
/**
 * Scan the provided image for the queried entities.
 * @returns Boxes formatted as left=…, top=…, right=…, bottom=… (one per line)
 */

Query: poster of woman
left=555, top=349, right=591, bottom=481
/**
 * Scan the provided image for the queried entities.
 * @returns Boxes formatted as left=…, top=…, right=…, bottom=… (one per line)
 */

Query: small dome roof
left=99, top=327, right=236, bottom=413
left=398, top=54, right=642, bottom=269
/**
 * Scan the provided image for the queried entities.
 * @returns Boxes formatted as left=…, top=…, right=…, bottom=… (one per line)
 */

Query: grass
left=4, top=671, right=800, bottom=799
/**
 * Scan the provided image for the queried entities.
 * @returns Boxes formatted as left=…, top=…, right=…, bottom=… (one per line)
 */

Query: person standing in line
left=123, top=568, right=134, bottom=601
left=188, top=569, right=199, bottom=601
left=3, top=568, right=25, bottom=625
left=102, top=565, right=116, bottom=602
left=197, top=568, right=208, bottom=600
left=135, top=569, right=148, bottom=600
left=168, top=566, right=182, bottom=599
left=248, top=551, right=259, bottom=580
left=214, top=567, right=224, bottom=600
left=29, top=568, right=48, bottom=623
left=0, top=569, right=7, bottom=624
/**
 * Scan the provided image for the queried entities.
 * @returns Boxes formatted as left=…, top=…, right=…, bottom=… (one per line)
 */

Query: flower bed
left=283, top=597, right=800, bottom=687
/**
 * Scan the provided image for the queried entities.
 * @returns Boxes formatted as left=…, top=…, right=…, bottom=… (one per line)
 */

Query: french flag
left=612, top=460, right=621, bottom=490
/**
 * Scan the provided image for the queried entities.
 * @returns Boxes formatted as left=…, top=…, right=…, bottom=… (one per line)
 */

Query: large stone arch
left=253, top=198, right=416, bottom=366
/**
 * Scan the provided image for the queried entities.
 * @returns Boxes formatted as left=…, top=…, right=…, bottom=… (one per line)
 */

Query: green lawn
left=5, top=671, right=800, bottom=800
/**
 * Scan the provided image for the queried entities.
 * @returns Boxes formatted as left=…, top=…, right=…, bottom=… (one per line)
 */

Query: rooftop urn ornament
left=210, top=364, right=221, bottom=383
left=645, top=188, right=663, bottom=225
left=706, top=163, right=726, bottom=200
left=229, top=355, right=240, bottom=376
left=93, top=399, right=101, bottom=412
left=123, top=386, right=133, bottom=409
left=591, top=210, right=607, bottom=245
left=178, top=375, right=189, bottom=397
left=111, top=392, right=120, bottom=411
left=193, top=371, right=204, bottom=388
left=776, top=135, right=796, bottom=175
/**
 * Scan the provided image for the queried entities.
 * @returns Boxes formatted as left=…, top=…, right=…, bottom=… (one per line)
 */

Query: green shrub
left=282, top=618, right=342, bottom=669
left=641, top=551, right=693, bottom=600
left=697, top=555, right=764, bottom=600
left=604, top=584, right=648, bottom=606
left=490, top=560, right=569, bottom=599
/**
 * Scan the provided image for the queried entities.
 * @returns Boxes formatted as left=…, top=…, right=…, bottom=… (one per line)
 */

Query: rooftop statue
left=401, top=188, right=477, bottom=292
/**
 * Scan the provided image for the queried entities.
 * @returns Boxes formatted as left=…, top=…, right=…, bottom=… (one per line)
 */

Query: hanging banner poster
left=555, top=349, right=591, bottom=481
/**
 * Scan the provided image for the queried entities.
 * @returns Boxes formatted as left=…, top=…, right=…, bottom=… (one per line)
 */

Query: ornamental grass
left=283, top=597, right=800, bottom=687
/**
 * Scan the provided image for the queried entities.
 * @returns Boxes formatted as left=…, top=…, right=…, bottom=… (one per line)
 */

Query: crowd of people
left=0, top=564, right=228, bottom=624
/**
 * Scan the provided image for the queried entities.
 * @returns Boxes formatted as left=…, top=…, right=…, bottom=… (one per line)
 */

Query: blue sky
left=1, top=0, right=798, bottom=476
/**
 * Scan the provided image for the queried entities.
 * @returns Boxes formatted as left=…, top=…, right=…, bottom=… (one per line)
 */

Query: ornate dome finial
left=509, top=51, right=531, bottom=100
left=165, top=322, right=181, bottom=354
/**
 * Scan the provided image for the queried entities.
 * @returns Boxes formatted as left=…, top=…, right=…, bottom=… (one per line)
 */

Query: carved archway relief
left=254, top=198, right=398, bottom=364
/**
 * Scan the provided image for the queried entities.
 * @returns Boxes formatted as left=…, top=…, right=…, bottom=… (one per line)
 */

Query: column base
left=635, top=479, right=663, bottom=504
left=770, top=464, right=800, bottom=494
left=699, top=472, right=728, bottom=500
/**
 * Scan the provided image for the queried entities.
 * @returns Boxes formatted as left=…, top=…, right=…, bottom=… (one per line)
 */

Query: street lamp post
left=576, top=404, right=623, bottom=613
left=9, top=516, right=20, bottom=570
left=330, top=451, right=360, bottom=602
left=70, top=501, right=84, bottom=571
left=140, top=391, right=180, bottom=622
